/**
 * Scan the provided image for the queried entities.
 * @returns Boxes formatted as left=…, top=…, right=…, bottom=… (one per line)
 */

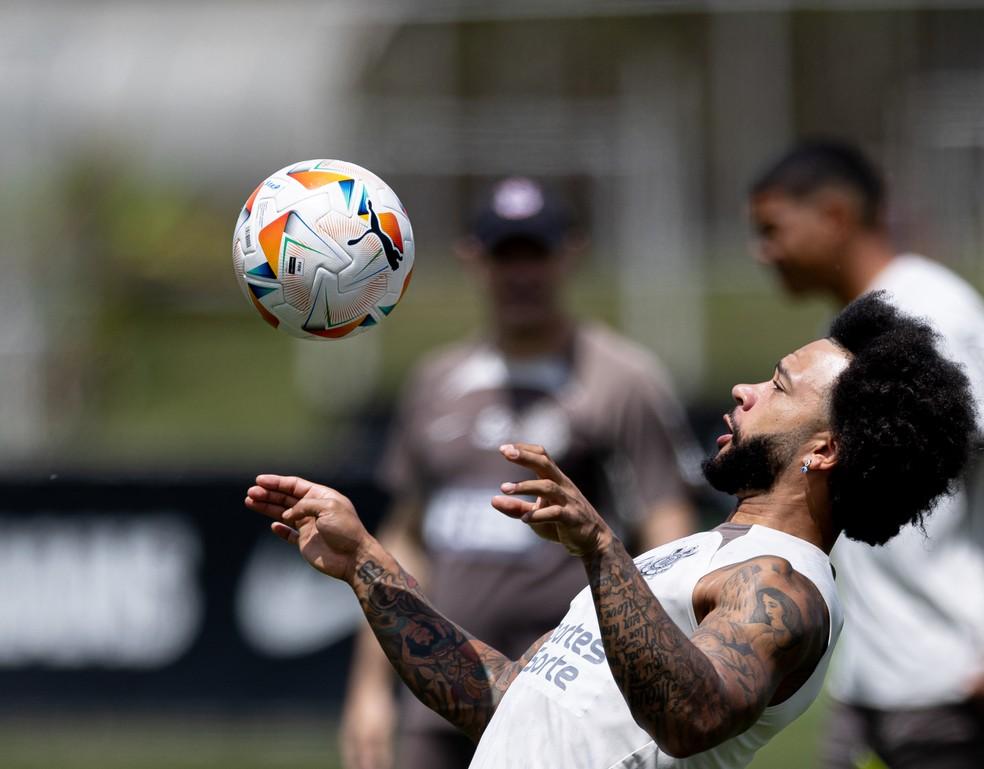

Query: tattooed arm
left=348, top=550, right=548, bottom=741
left=491, top=444, right=829, bottom=758
left=245, top=474, right=545, bottom=742
left=584, top=543, right=828, bottom=756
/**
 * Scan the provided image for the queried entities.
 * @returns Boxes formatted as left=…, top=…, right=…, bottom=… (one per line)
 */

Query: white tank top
left=468, top=525, right=843, bottom=769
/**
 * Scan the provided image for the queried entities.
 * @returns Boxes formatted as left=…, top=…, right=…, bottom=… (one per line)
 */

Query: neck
left=727, top=475, right=839, bottom=553
left=832, top=233, right=895, bottom=305
left=492, top=315, right=574, bottom=358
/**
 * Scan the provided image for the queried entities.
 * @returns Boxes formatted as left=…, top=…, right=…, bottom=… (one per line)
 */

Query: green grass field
left=1, top=697, right=832, bottom=769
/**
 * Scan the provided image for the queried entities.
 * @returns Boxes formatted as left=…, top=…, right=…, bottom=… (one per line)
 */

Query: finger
left=491, top=495, right=537, bottom=518
left=510, top=442, right=549, bottom=455
left=255, top=474, right=316, bottom=499
left=245, top=487, right=299, bottom=518
left=247, top=485, right=300, bottom=509
left=245, top=495, right=290, bottom=520
left=500, top=478, right=565, bottom=501
left=498, top=444, right=566, bottom=482
left=271, top=521, right=300, bottom=544
left=282, top=497, right=332, bottom=523
left=520, top=504, right=570, bottom=525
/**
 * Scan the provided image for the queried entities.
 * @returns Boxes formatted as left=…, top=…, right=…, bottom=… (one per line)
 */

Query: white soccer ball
left=232, top=159, right=414, bottom=339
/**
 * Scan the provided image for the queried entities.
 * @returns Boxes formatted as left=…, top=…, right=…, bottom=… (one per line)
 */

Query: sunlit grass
left=0, top=703, right=830, bottom=769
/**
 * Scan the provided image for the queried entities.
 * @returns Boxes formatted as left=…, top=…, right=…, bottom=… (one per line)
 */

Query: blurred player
left=339, top=177, right=701, bottom=769
left=247, top=293, right=975, bottom=768
left=750, top=139, right=984, bottom=767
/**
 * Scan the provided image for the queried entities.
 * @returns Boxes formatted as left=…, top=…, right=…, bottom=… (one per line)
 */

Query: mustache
left=725, top=409, right=744, bottom=444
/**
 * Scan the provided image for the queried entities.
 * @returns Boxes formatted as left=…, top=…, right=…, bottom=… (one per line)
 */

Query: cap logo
left=492, top=178, right=544, bottom=220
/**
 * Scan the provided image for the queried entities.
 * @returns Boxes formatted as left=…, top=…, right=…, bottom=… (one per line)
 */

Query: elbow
left=642, top=715, right=730, bottom=759
left=656, top=734, right=711, bottom=759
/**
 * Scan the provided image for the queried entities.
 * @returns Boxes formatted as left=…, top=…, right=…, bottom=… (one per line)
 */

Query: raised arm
left=246, top=475, right=545, bottom=742
left=491, top=444, right=828, bottom=758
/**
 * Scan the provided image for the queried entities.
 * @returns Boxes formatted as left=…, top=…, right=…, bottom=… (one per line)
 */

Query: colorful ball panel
left=232, top=159, right=414, bottom=339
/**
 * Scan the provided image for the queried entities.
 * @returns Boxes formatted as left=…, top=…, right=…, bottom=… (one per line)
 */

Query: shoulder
left=740, top=555, right=820, bottom=592
left=719, top=555, right=823, bottom=600
left=575, top=322, right=677, bottom=396
left=689, top=554, right=831, bottom=731
left=714, top=556, right=830, bottom=653
left=875, top=255, right=984, bottom=334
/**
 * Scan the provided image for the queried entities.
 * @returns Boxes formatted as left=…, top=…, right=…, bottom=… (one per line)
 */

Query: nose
left=732, top=383, right=756, bottom=411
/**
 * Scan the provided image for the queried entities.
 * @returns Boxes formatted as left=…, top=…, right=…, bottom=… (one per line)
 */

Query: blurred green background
left=8, top=156, right=846, bottom=470
left=7, top=2, right=984, bottom=476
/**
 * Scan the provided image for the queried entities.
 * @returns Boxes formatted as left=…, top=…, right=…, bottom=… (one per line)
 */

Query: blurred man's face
left=749, top=190, right=847, bottom=295
left=478, top=237, right=567, bottom=333
left=702, top=338, right=849, bottom=496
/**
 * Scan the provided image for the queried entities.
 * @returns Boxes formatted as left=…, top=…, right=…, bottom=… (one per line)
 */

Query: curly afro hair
left=827, top=292, right=977, bottom=545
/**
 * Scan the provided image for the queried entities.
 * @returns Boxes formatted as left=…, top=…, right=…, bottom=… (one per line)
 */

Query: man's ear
left=816, top=187, right=861, bottom=235
left=805, top=431, right=839, bottom=472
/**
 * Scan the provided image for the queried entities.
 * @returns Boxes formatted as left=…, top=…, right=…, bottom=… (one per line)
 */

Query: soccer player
left=340, top=177, right=699, bottom=769
left=246, top=293, right=975, bottom=768
left=750, top=140, right=984, bottom=767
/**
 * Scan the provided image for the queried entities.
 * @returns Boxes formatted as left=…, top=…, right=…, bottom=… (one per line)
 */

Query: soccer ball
left=232, top=159, right=414, bottom=339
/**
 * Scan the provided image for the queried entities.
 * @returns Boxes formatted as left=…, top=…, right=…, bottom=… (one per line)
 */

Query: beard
left=701, top=421, right=802, bottom=496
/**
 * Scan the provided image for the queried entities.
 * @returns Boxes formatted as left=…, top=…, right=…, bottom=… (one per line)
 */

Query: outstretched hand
left=245, top=474, right=373, bottom=583
left=491, top=443, right=614, bottom=558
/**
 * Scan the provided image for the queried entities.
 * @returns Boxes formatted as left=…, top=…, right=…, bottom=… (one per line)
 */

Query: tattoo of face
left=750, top=587, right=803, bottom=650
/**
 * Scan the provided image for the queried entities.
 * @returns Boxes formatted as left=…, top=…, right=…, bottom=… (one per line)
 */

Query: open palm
left=245, top=474, right=371, bottom=582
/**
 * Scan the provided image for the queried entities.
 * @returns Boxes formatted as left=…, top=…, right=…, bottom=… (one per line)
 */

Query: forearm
left=346, top=622, right=396, bottom=697
left=343, top=516, right=431, bottom=698
left=348, top=540, right=513, bottom=741
left=582, top=537, right=729, bottom=756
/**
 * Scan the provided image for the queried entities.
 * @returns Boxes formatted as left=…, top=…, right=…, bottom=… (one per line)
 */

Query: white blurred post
left=0, top=7, right=46, bottom=459
left=614, top=49, right=705, bottom=391
left=0, top=266, right=45, bottom=458
left=707, top=11, right=793, bottom=262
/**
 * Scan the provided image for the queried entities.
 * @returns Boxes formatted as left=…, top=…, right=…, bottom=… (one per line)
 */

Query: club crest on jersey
left=636, top=545, right=699, bottom=577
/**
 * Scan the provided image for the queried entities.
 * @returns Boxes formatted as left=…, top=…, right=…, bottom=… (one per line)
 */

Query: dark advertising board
left=0, top=474, right=388, bottom=711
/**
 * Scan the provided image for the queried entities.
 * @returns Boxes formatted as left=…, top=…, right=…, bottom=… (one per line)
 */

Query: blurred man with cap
left=340, top=177, right=701, bottom=769
left=749, top=139, right=984, bottom=768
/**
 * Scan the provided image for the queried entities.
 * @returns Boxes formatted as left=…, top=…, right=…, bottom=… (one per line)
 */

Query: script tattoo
left=583, top=543, right=828, bottom=756
left=352, top=557, right=546, bottom=742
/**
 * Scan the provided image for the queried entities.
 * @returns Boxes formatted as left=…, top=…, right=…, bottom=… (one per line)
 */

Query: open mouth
left=716, top=413, right=734, bottom=448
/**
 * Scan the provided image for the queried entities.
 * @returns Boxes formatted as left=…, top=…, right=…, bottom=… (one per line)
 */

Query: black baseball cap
left=471, top=177, right=571, bottom=253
